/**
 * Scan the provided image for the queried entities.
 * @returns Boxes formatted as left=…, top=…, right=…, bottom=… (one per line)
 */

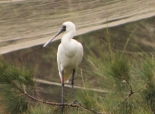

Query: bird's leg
left=71, top=69, right=76, bottom=102
left=61, top=70, right=65, bottom=114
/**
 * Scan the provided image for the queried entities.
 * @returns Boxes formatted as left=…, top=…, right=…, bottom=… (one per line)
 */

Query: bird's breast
left=57, top=38, right=83, bottom=73
left=62, top=40, right=78, bottom=57
left=57, top=43, right=82, bottom=69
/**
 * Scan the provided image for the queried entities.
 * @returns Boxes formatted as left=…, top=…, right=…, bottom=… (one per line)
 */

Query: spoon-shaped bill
left=43, top=25, right=66, bottom=47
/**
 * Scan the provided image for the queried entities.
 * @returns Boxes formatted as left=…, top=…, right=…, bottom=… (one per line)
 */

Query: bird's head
left=43, top=21, right=75, bottom=47
left=62, top=21, right=76, bottom=33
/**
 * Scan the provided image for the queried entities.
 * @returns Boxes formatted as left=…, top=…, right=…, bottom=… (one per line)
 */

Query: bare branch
left=24, top=91, right=98, bottom=114
left=15, top=86, right=99, bottom=114
left=116, top=83, right=147, bottom=110
left=125, top=80, right=133, bottom=94
left=8, top=78, right=102, bottom=113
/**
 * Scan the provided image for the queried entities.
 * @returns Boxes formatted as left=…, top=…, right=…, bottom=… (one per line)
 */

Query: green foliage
left=0, top=56, right=34, bottom=114
left=81, top=25, right=155, bottom=113
left=141, top=55, right=155, bottom=81
left=27, top=104, right=53, bottom=114
left=139, top=55, right=155, bottom=113
left=3, top=91, right=28, bottom=114
left=108, top=54, right=130, bottom=81
left=115, top=101, right=134, bottom=114
left=144, top=88, right=155, bottom=113
left=76, top=90, right=100, bottom=109
left=0, top=56, right=34, bottom=86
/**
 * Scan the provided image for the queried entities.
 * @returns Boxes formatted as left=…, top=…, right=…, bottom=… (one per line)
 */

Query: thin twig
left=122, top=25, right=138, bottom=54
left=116, top=83, right=147, bottom=109
left=133, top=83, right=147, bottom=93
left=126, top=80, right=133, bottom=94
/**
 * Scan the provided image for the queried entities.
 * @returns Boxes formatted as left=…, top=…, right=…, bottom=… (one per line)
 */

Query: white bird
left=43, top=21, right=83, bottom=111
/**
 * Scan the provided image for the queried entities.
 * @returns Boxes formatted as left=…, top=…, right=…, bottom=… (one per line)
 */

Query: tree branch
left=116, top=83, right=147, bottom=110
left=125, top=80, right=133, bottom=94
left=9, top=79, right=102, bottom=113
left=16, top=86, right=99, bottom=114
left=25, top=91, right=98, bottom=113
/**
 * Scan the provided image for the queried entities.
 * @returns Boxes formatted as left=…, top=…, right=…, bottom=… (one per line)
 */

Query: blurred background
left=0, top=0, right=155, bottom=114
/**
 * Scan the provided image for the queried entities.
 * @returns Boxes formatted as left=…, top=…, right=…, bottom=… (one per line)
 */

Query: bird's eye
left=62, top=25, right=66, bottom=31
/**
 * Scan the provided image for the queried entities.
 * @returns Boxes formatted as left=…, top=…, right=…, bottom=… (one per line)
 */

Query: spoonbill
left=43, top=21, right=83, bottom=112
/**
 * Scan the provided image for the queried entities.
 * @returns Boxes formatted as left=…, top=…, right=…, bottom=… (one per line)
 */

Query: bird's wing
left=79, top=42, right=83, bottom=56
left=57, top=44, right=63, bottom=72
left=57, top=44, right=73, bottom=82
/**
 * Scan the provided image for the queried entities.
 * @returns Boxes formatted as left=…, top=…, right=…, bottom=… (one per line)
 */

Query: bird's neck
left=61, top=31, right=75, bottom=43
left=61, top=31, right=77, bottom=57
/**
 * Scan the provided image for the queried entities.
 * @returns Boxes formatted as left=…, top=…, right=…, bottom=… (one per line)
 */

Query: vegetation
left=0, top=16, right=155, bottom=113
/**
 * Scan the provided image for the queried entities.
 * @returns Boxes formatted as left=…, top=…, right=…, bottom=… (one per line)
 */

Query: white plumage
left=57, top=22, right=83, bottom=82
left=43, top=21, right=83, bottom=111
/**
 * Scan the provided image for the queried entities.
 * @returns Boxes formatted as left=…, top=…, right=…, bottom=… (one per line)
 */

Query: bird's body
left=57, top=38, right=83, bottom=82
left=43, top=21, right=83, bottom=113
